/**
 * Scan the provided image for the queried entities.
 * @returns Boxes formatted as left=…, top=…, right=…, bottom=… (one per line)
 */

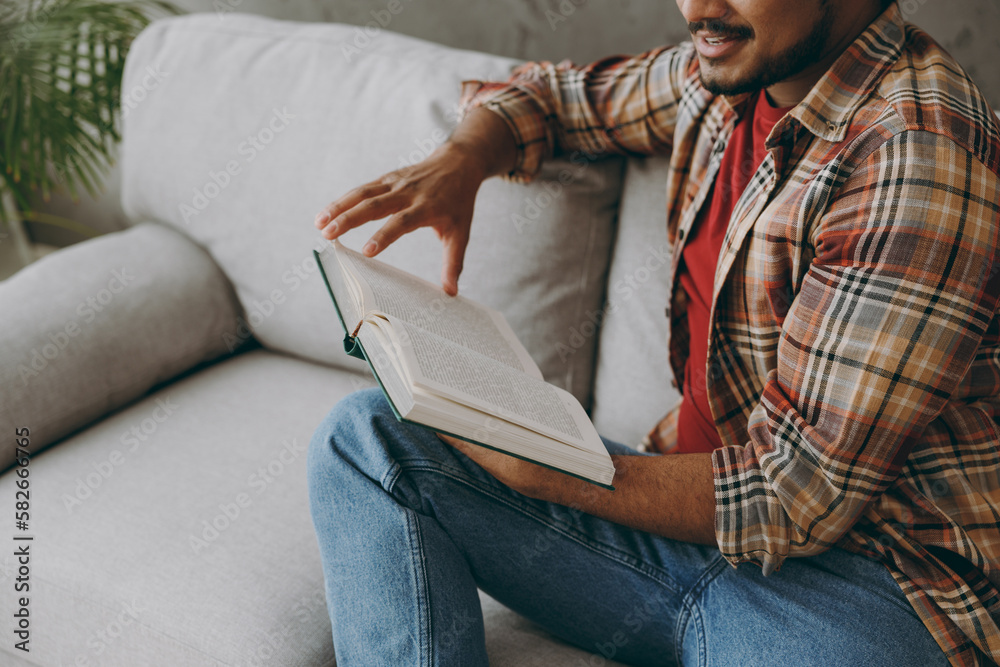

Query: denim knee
left=308, top=387, right=394, bottom=480
left=334, top=388, right=394, bottom=429
left=310, top=386, right=455, bottom=490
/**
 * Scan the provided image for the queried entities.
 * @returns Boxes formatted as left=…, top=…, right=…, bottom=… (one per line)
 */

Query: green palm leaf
left=0, top=0, right=179, bottom=213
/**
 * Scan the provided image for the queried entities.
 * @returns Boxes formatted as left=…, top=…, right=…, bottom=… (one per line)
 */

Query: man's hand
left=314, top=142, right=485, bottom=296
left=314, top=106, right=518, bottom=296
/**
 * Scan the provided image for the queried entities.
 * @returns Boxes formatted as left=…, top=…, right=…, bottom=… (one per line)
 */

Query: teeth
left=706, top=37, right=726, bottom=45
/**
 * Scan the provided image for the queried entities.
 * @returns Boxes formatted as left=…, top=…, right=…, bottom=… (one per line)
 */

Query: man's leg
left=307, top=388, right=946, bottom=666
left=686, top=545, right=948, bottom=666
left=306, top=387, right=699, bottom=665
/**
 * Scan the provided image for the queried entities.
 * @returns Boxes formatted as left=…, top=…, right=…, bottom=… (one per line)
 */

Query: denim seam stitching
left=382, top=461, right=403, bottom=491
left=405, top=508, right=434, bottom=667
left=675, top=556, right=727, bottom=667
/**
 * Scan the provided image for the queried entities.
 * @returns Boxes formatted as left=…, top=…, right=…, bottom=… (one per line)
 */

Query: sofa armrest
left=0, top=222, right=242, bottom=471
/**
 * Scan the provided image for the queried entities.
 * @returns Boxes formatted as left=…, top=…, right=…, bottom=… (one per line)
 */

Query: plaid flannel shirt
left=456, top=4, right=1000, bottom=665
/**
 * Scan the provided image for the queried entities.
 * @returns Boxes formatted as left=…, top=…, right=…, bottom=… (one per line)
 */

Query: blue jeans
left=307, top=388, right=946, bottom=666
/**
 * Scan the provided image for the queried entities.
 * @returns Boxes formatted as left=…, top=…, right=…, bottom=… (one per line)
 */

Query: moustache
left=687, top=19, right=753, bottom=40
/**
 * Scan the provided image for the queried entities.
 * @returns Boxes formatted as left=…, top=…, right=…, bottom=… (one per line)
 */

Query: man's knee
left=307, top=388, right=393, bottom=479
left=323, top=387, right=393, bottom=434
left=307, top=387, right=450, bottom=486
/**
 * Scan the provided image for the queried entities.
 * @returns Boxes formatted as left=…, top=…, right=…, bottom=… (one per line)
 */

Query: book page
left=358, top=323, right=415, bottom=417
left=315, top=244, right=362, bottom=332
left=334, top=242, right=541, bottom=379
left=358, top=318, right=613, bottom=486
left=376, top=315, right=604, bottom=452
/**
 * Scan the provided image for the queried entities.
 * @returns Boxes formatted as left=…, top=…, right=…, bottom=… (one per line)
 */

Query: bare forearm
left=444, top=106, right=518, bottom=180
left=440, top=431, right=716, bottom=546
left=529, top=452, right=718, bottom=546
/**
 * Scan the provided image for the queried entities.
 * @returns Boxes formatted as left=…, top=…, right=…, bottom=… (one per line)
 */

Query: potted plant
left=0, top=0, right=177, bottom=274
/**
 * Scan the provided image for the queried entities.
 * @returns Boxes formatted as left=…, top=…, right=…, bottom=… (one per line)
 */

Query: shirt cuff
left=711, top=443, right=791, bottom=576
left=457, top=75, right=553, bottom=184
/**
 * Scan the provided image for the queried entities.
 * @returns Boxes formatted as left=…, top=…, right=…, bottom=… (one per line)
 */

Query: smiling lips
left=696, top=32, right=747, bottom=59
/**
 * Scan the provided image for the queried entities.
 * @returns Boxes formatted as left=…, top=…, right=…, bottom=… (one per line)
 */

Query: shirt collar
left=719, top=2, right=906, bottom=145
left=790, top=2, right=906, bottom=142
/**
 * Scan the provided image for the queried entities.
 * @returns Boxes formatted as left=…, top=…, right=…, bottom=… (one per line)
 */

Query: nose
left=677, top=0, right=731, bottom=24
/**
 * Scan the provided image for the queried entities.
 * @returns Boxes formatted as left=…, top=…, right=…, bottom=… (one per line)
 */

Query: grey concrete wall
left=171, top=0, right=1000, bottom=105
left=31, top=0, right=1000, bottom=245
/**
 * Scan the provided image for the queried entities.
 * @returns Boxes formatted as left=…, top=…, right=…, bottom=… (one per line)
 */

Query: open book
left=314, top=241, right=616, bottom=489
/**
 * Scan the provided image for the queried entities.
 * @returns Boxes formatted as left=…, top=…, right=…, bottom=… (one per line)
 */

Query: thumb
left=441, top=230, right=469, bottom=297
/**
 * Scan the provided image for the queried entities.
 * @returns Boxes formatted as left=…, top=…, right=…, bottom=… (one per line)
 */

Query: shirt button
left=679, top=229, right=685, bottom=241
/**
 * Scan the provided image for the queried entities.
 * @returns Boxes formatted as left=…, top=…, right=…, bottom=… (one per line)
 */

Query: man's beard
left=697, top=5, right=835, bottom=97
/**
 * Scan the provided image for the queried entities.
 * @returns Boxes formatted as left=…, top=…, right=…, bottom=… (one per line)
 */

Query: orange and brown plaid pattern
left=457, top=4, right=1000, bottom=665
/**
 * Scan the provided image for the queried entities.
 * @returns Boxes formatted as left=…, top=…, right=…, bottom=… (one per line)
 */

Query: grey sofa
left=0, top=13, right=682, bottom=666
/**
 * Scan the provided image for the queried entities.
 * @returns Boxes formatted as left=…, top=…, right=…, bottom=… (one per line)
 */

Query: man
left=308, top=0, right=1000, bottom=664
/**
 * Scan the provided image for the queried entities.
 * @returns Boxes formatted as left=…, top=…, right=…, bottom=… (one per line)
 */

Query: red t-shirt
left=673, top=90, right=793, bottom=454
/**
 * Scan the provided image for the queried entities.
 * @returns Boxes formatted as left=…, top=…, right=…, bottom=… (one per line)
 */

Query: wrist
left=437, top=139, right=494, bottom=181
left=439, top=106, right=518, bottom=180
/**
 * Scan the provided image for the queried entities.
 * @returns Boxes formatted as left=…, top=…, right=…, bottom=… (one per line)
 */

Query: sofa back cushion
left=590, top=157, right=681, bottom=446
left=119, top=13, right=624, bottom=407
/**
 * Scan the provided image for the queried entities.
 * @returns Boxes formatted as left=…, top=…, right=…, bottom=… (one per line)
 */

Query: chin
left=699, top=71, right=742, bottom=95
left=698, top=65, right=760, bottom=97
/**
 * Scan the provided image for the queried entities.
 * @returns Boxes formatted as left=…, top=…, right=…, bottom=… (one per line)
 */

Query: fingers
left=314, top=168, right=473, bottom=296
left=362, top=208, right=422, bottom=257
left=323, top=193, right=409, bottom=241
left=314, top=182, right=394, bottom=238
left=441, top=230, right=469, bottom=297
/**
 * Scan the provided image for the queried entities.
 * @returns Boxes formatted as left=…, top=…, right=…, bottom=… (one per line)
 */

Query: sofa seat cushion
left=120, top=13, right=625, bottom=409
left=0, top=349, right=625, bottom=666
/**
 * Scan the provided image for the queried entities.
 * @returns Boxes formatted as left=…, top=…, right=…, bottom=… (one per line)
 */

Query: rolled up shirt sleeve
left=711, top=129, right=1000, bottom=575
left=456, top=44, right=693, bottom=183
